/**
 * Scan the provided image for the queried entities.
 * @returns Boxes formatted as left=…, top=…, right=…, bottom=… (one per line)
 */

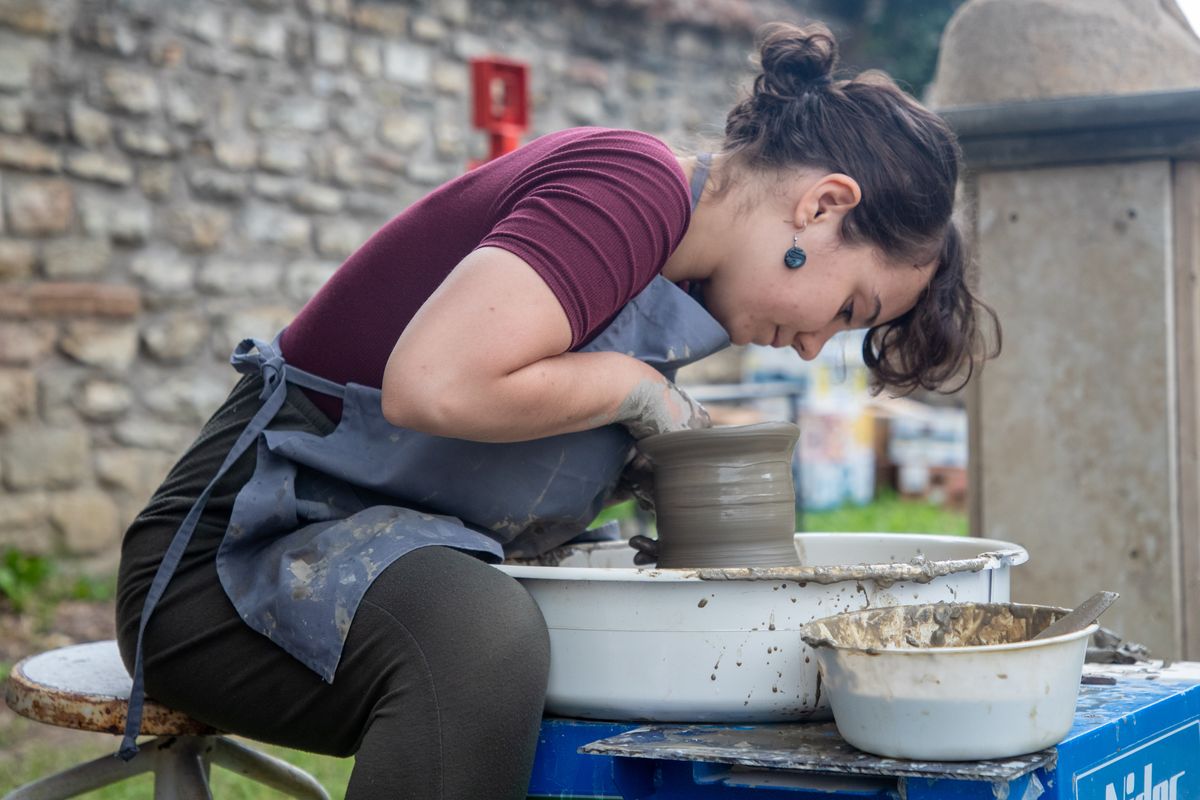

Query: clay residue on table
left=693, top=550, right=1021, bottom=588
left=800, top=602, right=1067, bottom=651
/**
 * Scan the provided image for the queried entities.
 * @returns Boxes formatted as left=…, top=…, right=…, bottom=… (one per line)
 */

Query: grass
left=801, top=491, right=968, bottom=536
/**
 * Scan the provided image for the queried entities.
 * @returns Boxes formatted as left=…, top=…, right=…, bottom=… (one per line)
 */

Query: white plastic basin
left=495, top=533, right=1027, bottom=722
left=800, top=602, right=1093, bottom=760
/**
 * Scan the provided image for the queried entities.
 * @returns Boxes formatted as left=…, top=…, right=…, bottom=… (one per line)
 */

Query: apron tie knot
left=231, top=336, right=288, bottom=400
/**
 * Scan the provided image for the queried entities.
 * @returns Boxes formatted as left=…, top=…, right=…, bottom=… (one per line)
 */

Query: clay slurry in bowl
left=637, top=422, right=800, bottom=568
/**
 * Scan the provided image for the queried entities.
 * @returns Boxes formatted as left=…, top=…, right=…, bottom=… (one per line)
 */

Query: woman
left=116, top=21, right=996, bottom=800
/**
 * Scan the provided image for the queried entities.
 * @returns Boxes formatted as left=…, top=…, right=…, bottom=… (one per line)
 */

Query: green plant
left=0, top=549, right=54, bottom=613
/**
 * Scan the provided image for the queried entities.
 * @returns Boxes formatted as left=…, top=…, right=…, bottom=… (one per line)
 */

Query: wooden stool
left=3, top=641, right=330, bottom=800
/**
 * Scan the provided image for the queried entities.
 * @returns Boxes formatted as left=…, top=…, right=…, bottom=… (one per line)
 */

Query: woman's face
left=701, top=172, right=935, bottom=359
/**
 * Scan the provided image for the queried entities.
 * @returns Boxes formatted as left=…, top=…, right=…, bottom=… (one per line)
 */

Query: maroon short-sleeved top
left=280, top=127, right=692, bottom=422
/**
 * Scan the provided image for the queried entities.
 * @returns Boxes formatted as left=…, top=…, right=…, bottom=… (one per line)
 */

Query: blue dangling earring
left=784, top=232, right=807, bottom=269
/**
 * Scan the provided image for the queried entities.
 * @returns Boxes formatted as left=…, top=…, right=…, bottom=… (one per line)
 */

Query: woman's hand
left=613, top=380, right=711, bottom=440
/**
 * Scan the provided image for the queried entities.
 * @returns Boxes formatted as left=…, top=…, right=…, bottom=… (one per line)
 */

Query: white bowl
left=495, top=534, right=1027, bottom=722
left=800, top=602, right=1094, bottom=760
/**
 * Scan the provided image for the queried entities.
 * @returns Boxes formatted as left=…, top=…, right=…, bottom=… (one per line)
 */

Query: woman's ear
left=796, top=173, right=862, bottom=227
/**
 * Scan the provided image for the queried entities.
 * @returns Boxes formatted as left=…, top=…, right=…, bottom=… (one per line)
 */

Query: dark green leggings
left=116, top=375, right=551, bottom=799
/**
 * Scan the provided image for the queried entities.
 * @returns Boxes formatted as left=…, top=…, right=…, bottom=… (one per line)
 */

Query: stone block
left=566, top=88, right=604, bottom=124
left=300, top=0, right=352, bottom=21
left=313, top=22, right=347, bottom=68
left=0, top=320, right=55, bottom=364
left=350, top=41, right=381, bottom=78
left=6, top=178, right=73, bottom=235
left=1, top=426, right=90, bottom=490
left=78, top=193, right=152, bottom=244
left=0, top=98, right=24, bottom=133
left=0, top=367, right=35, bottom=427
left=131, top=248, right=195, bottom=294
left=177, top=6, right=223, bottom=44
left=117, top=125, right=176, bottom=157
left=66, top=151, right=134, bottom=186
left=229, top=12, right=287, bottom=59
left=213, top=135, right=258, bottom=172
left=59, top=320, right=138, bottom=371
left=41, top=237, right=112, bottom=278
left=317, top=144, right=362, bottom=187
left=248, top=98, right=327, bottom=133
left=285, top=259, right=338, bottom=301
left=411, top=14, right=446, bottom=43
left=243, top=204, right=311, bottom=250
left=406, top=160, right=455, bottom=187
left=434, top=121, right=465, bottom=158
left=68, top=101, right=111, bottom=147
left=451, top=32, right=490, bottom=61
left=0, top=134, right=61, bottom=172
left=0, top=238, right=35, bottom=280
left=198, top=256, right=282, bottom=295
left=437, top=0, right=469, bottom=26
left=353, top=3, right=407, bottom=35
left=212, top=304, right=294, bottom=357
left=138, top=162, right=174, bottom=198
left=189, top=46, right=251, bottom=79
left=252, top=173, right=291, bottom=200
left=26, top=282, right=141, bottom=317
left=72, top=11, right=138, bottom=56
left=36, top=365, right=81, bottom=427
left=258, top=138, right=308, bottom=174
left=0, top=33, right=38, bottom=92
left=0, top=286, right=31, bottom=317
left=383, top=42, right=431, bottom=86
left=94, top=447, right=174, bottom=503
left=332, top=105, right=373, bottom=142
left=76, top=378, right=131, bottom=421
left=140, top=311, right=208, bottom=362
left=148, top=35, right=185, bottom=69
left=164, top=86, right=204, bottom=128
left=167, top=205, right=231, bottom=252
left=143, top=374, right=229, bottom=424
left=189, top=167, right=249, bottom=201
left=49, top=489, right=121, bottom=554
left=0, top=0, right=70, bottom=35
left=0, top=490, right=48, bottom=531
left=291, top=183, right=343, bottom=214
left=27, top=103, right=67, bottom=140
left=432, top=61, right=468, bottom=95
left=315, top=219, right=368, bottom=259
left=101, top=66, right=160, bottom=115
left=113, top=418, right=193, bottom=453
left=378, top=115, right=425, bottom=151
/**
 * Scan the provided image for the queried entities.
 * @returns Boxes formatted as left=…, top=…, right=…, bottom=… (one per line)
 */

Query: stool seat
left=5, top=640, right=216, bottom=736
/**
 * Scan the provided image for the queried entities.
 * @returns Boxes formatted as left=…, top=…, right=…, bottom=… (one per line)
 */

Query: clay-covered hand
left=613, top=452, right=655, bottom=511
left=628, top=535, right=659, bottom=567
left=615, top=379, right=711, bottom=440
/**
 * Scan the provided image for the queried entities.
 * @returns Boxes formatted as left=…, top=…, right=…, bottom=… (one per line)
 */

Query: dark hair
left=722, top=21, right=999, bottom=393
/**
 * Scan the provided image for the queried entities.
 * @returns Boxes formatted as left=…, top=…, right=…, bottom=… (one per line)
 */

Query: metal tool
left=1032, top=591, right=1119, bottom=641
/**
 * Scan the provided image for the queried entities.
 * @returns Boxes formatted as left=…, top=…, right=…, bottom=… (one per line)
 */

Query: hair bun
left=754, top=22, right=839, bottom=100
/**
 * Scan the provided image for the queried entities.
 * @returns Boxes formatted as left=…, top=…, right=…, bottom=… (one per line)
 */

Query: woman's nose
left=793, top=328, right=834, bottom=361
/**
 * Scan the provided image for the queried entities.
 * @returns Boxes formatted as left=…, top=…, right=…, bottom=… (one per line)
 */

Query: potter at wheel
left=637, top=421, right=801, bottom=568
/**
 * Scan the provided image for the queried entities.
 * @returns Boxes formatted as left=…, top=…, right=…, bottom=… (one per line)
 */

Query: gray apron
left=120, top=153, right=723, bottom=759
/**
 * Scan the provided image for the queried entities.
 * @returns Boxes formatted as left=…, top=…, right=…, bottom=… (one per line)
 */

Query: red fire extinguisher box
left=470, top=57, right=530, bottom=166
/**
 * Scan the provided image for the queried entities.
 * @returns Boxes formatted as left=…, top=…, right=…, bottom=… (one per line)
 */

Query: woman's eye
left=840, top=301, right=854, bottom=324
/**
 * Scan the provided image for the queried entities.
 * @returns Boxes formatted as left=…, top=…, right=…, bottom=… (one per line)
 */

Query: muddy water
left=638, top=422, right=800, bottom=569
left=802, top=602, right=1068, bottom=651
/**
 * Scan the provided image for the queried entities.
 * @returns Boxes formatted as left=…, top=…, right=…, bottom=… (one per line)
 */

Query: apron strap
left=119, top=337, right=309, bottom=760
left=690, top=152, right=712, bottom=210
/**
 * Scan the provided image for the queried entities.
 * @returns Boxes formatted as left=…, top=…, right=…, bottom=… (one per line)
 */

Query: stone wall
left=0, top=0, right=787, bottom=563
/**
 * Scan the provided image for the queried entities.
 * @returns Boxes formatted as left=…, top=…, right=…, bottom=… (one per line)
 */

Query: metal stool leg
left=210, top=737, right=331, bottom=800
left=151, top=736, right=214, bottom=800
left=1, top=744, right=155, bottom=800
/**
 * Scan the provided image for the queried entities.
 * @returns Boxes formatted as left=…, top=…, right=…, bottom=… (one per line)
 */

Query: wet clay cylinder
left=638, top=422, right=801, bottom=569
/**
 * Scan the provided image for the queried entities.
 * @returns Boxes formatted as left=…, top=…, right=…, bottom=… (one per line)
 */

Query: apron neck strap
left=689, top=152, right=712, bottom=211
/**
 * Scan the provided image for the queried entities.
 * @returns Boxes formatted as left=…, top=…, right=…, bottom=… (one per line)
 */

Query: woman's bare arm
left=381, top=246, right=692, bottom=443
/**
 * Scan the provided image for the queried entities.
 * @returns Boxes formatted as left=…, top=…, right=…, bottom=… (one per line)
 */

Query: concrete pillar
left=930, top=0, right=1200, bottom=658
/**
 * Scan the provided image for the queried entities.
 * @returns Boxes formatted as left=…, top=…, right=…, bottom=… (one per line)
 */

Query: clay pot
left=637, top=421, right=801, bottom=569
